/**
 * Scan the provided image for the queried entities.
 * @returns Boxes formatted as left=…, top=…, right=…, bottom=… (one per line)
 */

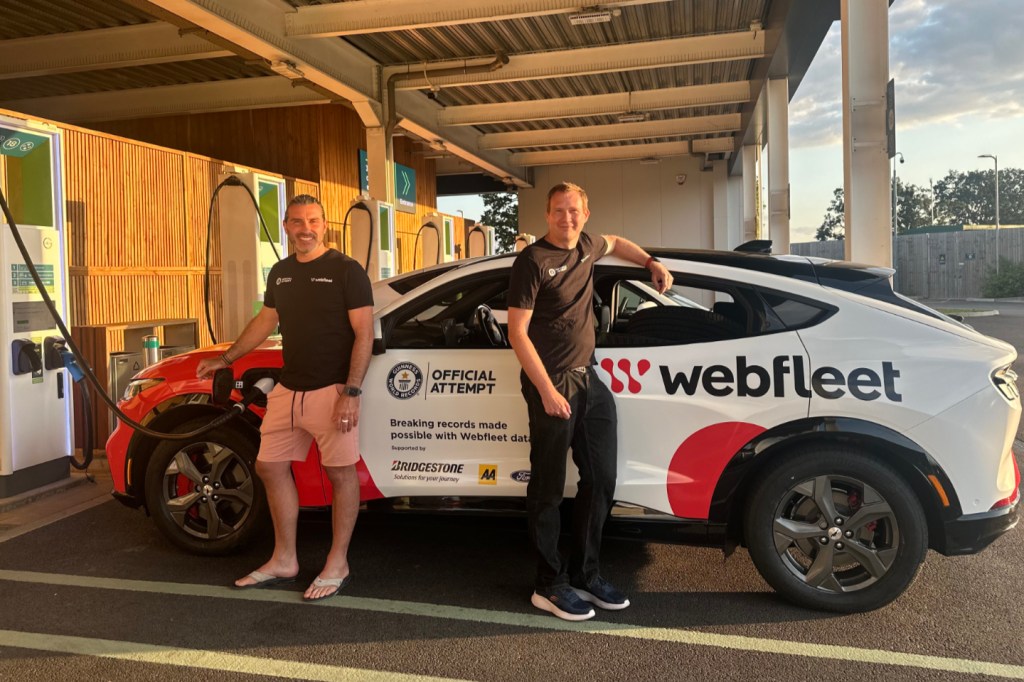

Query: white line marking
left=1, top=569, right=1023, bottom=679
left=0, top=629, right=469, bottom=682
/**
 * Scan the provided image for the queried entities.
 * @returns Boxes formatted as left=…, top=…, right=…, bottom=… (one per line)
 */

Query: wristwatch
left=342, top=385, right=362, bottom=397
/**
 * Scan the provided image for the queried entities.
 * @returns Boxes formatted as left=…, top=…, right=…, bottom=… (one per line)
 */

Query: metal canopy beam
left=0, top=77, right=331, bottom=123
left=285, top=0, right=670, bottom=38
left=398, top=115, right=530, bottom=188
left=438, top=81, right=753, bottom=126
left=146, top=0, right=383, bottom=125
left=511, top=141, right=691, bottom=166
left=509, top=137, right=735, bottom=166
left=479, top=113, right=741, bottom=149
left=0, top=22, right=230, bottom=80
left=387, top=30, right=766, bottom=90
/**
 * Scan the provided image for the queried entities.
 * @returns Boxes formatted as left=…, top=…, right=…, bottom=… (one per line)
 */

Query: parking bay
left=0, top=493, right=1022, bottom=681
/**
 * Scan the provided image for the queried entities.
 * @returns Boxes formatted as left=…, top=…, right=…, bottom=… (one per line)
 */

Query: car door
left=359, top=267, right=533, bottom=497
left=594, top=262, right=818, bottom=520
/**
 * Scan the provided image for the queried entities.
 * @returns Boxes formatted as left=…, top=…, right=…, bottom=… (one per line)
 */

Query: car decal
left=356, top=457, right=384, bottom=501
left=667, top=421, right=766, bottom=518
left=599, top=357, right=651, bottom=394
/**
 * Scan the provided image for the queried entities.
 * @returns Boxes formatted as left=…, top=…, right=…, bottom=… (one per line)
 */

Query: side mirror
left=211, top=367, right=235, bottom=407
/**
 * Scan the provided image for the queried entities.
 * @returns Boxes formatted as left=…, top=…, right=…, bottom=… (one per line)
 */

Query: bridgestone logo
left=659, top=356, right=903, bottom=402
left=391, top=461, right=465, bottom=473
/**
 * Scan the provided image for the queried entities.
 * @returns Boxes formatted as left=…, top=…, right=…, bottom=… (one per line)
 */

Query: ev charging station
left=466, top=224, right=496, bottom=258
left=217, top=170, right=288, bottom=341
left=418, top=212, right=455, bottom=268
left=348, top=194, right=396, bottom=281
left=0, top=114, right=72, bottom=497
left=514, top=233, right=536, bottom=251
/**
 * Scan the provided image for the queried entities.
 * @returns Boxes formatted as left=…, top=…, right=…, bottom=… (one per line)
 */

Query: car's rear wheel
left=744, top=446, right=927, bottom=612
left=144, top=418, right=268, bottom=555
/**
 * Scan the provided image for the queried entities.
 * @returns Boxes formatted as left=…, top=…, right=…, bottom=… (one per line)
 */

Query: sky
left=441, top=0, right=1024, bottom=243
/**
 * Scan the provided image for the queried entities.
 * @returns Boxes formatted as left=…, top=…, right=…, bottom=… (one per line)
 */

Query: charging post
left=348, top=194, right=396, bottom=281
left=466, top=224, right=496, bottom=258
left=418, top=213, right=455, bottom=268
left=514, top=233, right=536, bottom=251
left=217, top=170, right=287, bottom=342
left=0, top=115, right=72, bottom=496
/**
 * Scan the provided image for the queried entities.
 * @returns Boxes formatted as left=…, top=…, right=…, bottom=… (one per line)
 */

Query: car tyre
left=744, top=446, right=927, bottom=612
left=144, top=418, right=268, bottom=555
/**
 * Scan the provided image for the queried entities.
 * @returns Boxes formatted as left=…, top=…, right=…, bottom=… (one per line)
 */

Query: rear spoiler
left=734, top=239, right=772, bottom=254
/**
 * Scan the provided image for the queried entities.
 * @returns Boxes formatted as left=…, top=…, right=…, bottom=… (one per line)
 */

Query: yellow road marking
left=0, top=629, right=469, bottom=682
left=1, top=569, right=1022, bottom=679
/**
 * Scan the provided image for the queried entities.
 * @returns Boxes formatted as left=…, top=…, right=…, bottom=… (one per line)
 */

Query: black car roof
left=646, top=248, right=894, bottom=293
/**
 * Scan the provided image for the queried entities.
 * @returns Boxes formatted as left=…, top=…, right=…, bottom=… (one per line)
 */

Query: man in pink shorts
left=197, top=194, right=373, bottom=601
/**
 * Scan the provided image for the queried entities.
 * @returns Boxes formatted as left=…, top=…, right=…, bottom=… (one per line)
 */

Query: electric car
left=105, top=248, right=1021, bottom=613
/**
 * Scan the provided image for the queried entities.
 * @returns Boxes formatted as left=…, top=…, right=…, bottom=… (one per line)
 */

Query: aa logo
left=478, top=464, right=497, bottom=485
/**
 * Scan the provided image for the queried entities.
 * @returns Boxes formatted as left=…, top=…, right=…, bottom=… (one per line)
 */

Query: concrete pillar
left=366, top=126, right=393, bottom=204
left=767, top=77, right=791, bottom=255
left=742, top=145, right=758, bottom=244
left=841, top=0, right=891, bottom=266
left=712, top=159, right=731, bottom=251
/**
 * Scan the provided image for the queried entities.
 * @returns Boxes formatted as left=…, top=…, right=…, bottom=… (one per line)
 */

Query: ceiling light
left=617, top=112, right=648, bottom=124
left=568, top=8, right=620, bottom=26
left=269, top=60, right=304, bottom=80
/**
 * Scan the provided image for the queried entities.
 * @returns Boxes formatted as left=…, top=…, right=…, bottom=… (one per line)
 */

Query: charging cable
left=0, top=186, right=272, bottom=441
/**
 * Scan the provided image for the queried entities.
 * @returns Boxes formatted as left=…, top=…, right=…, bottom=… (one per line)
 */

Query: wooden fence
left=792, top=227, right=1024, bottom=298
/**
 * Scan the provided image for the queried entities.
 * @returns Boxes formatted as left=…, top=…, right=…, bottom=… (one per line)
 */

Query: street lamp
left=978, top=154, right=1000, bottom=273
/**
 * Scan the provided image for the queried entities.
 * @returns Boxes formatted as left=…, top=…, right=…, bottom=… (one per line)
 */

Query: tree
left=933, top=168, right=1024, bottom=226
left=816, top=187, right=844, bottom=240
left=480, top=192, right=519, bottom=253
left=894, top=178, right=933, bottom=232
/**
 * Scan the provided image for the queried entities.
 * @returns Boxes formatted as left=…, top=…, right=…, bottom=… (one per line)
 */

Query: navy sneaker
left=571, top=577, right=630, bottom=610
left=531, top=587, right=596, bottom=621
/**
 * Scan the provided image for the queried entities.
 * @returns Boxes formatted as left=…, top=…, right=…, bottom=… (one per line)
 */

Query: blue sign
left=358, top=150, right=416, bottom=214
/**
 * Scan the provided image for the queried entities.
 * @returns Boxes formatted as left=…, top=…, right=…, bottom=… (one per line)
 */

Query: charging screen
left=0, top=129, right=53, bottom=229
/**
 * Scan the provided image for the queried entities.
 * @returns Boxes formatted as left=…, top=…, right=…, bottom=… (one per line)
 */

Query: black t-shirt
left=263, top=249, right=374, bottom=391
left=507, top=232, right=608, bottom=374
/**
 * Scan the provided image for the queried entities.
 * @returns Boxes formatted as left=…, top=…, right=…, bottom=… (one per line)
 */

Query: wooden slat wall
left=95, top=103, right=449, bottom=275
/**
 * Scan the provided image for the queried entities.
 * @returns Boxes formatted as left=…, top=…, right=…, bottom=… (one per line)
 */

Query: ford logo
left=510, top=470, right=531, bottom=483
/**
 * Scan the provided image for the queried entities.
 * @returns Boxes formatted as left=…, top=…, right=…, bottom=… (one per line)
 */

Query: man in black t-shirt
left=197, top=194, right=373, bottom=601
left=507, top=182, right=673, bottom=621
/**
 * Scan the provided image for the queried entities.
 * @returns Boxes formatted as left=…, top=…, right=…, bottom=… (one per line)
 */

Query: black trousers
left=521, top=366, right=618, bottom=591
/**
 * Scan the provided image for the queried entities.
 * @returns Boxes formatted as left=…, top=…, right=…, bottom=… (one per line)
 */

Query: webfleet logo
left=599, top=358, right=650, bottom=394
left=599, top=355, right=903, bottom=402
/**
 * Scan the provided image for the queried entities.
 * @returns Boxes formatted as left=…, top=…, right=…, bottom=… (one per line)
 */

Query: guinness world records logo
left=387, top=362, right=423, bottom=399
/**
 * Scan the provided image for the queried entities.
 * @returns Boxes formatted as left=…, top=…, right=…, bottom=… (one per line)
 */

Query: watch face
left=345, top=386, right=361, bottom=396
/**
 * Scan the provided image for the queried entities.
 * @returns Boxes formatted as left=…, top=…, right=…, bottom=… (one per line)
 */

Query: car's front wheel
left=144, top=418, right=268, bottom=555
left=744, top=446, right=927, bottom=612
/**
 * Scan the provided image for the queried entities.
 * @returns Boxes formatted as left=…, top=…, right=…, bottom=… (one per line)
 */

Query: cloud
left=791, top=0, right=1024, bottom=149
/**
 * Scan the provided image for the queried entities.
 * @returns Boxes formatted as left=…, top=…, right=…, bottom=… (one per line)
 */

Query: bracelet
left=220, top=352, right=232, bottom=366
left=644, top=255, right=656, bottom=270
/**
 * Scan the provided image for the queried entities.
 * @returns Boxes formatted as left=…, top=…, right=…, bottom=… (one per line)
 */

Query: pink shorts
left=258, top=384, right=359, bottom=467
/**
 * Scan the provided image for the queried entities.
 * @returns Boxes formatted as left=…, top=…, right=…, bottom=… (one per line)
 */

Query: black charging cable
left=0, top=186, right=271, bottom=441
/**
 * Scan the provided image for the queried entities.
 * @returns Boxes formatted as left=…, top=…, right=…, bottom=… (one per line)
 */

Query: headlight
left=122, top=377, right=164, bottom=401
left=991, top=366, right=1020, bottom=402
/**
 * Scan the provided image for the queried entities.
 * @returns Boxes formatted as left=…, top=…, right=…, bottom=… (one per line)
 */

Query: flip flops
left=233, top=570, right=297, bottom=590
left=304, top=574, right=352, bottom=601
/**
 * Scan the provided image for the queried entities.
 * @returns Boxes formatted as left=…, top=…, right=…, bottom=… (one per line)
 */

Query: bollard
left=143, top=335, right=159, bottom=367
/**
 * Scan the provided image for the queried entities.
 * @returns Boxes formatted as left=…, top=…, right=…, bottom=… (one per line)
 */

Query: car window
left=385, top=273, right=510, bottom=349
left=757, top=289, right=835, bottom=330
left=597, top=271, right=771, bottom=347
